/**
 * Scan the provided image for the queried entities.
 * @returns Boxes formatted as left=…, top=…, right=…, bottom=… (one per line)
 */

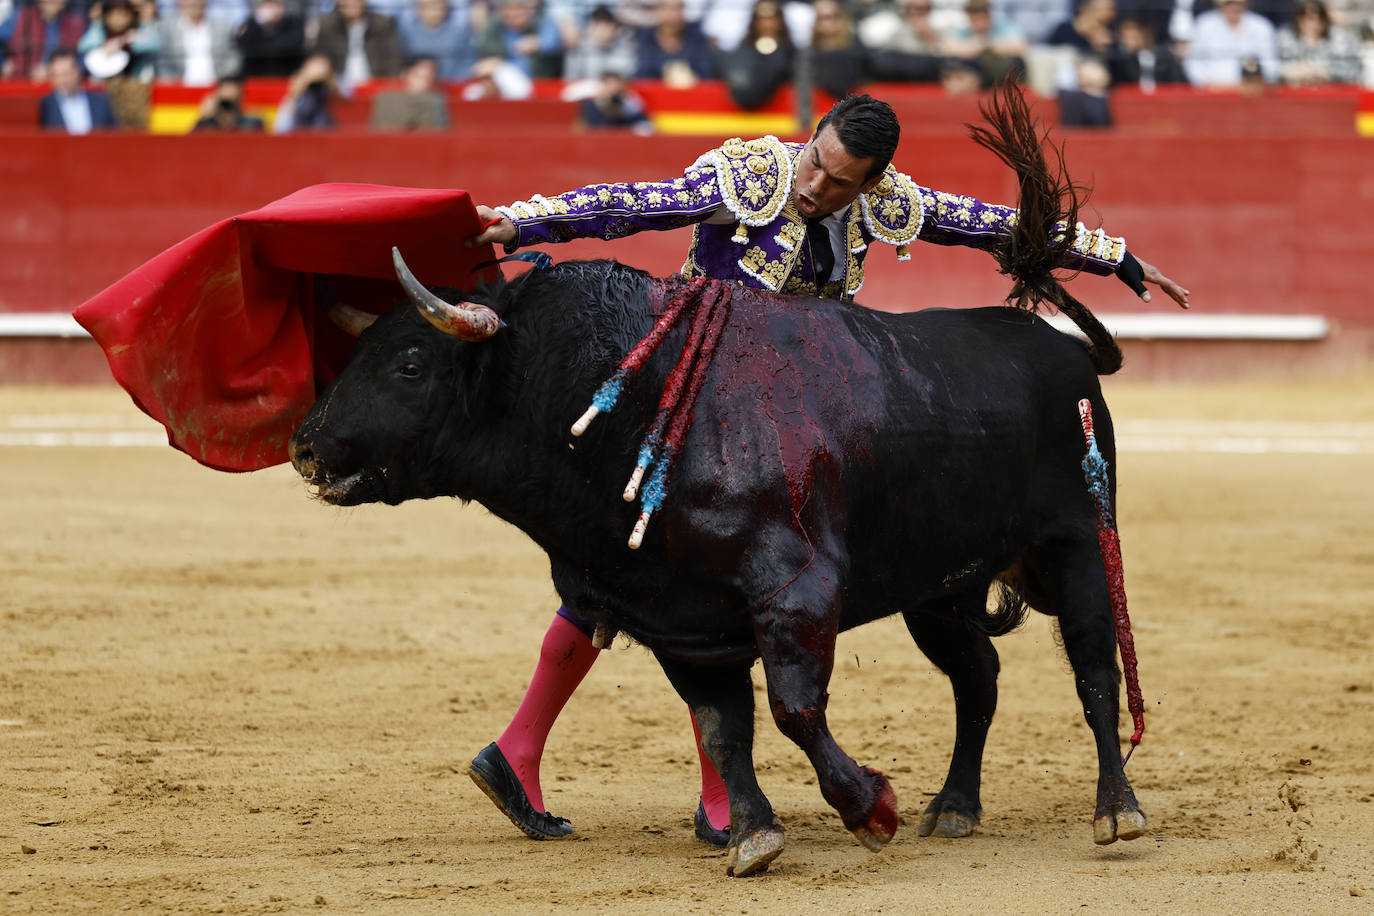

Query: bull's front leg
left=745, top=540, right=899, bottom=852
left=654, top=655, right=783, bottom=877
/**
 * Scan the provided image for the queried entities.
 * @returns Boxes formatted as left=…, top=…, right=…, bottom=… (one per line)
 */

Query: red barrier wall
left=4, top=126, right=1371, bottom=323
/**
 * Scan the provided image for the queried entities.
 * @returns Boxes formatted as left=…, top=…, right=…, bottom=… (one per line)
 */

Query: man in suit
left=39, top=50, right=118, bottom=133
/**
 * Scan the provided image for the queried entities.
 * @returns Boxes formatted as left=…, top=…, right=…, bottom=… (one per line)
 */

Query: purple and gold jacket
left=496, top=135, right=1126, bottom=301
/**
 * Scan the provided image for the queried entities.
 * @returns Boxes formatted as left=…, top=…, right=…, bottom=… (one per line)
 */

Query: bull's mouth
left=311, top=470, right=367, bottom=505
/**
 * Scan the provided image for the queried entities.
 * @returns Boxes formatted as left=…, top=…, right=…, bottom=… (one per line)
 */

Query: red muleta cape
left=74, top=183, right=497, bottom=472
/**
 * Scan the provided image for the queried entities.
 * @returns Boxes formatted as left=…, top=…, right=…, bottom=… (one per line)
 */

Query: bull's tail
left=969, top=580, right=1031, bottom=638
left=966, top=79, right=1123, bottom=376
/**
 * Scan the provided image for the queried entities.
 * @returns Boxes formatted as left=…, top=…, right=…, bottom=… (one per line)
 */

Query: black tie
left=806, top=217, right=834, bottom=287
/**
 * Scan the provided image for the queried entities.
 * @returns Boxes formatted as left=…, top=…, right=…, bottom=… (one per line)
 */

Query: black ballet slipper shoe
left=467, top=742, right=574, bottom=840
left=693, top=798, right=731, bottom=848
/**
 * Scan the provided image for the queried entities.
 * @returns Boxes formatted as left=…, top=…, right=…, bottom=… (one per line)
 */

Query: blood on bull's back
left=640, top=290, right=1108, bottom=638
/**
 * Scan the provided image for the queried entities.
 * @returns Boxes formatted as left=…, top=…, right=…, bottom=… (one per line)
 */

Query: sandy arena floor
left=2, top=376, right=1372, bottom=914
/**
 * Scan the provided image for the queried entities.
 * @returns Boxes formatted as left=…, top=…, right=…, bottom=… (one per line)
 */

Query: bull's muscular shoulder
left=692, top=135, right=794, bottom=227
left=861, top=166, right=926, bottom=258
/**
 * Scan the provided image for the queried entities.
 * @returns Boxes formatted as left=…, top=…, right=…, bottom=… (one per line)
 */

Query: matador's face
left=793, top=125, right=883, bottom=220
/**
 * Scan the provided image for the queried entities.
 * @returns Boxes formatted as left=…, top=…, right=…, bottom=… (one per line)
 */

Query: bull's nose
left=288, top=437, right=318, bottom=478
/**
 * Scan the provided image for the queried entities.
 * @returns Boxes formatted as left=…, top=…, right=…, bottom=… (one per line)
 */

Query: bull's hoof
left=467, top=742, right=573, bottom=840
left=918, top=790, right=981, bottom=838
left=851, top=775, right=899, bottom=851
left=726, top=825, right=784, bottom=877
left=919, top=808, right=979, bottom=838
left=1093, top=807, right=1147, bottom=845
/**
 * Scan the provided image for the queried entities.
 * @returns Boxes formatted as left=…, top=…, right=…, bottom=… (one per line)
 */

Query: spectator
left=398, top=0, right=475, bottom=80
left=563, top=3, right=635, bottom=82
left=191, top=74, right=265, bottom=128
left=235, top=0, right=304, bottom=77
left=633, top=0, right=715, bottom=85
left=1278, top=0, right=1360, bottom=82
left=153, top=0, right=247, bottom=29
left=38, top=48, right=118, bottom=131
left=315, top=0, right=410, bottom=18
left=477, top=0, right=563, bottom=77
left=79, top=0, right=158, bottom=127
left=719, top=0, right=793, bottom=108
left=273, top=51, right=337, bottom=129
left=1047, top=0, right=1118, bottom=56
left=1059, top=54, right=1114, bottom=126
left=0, top=0, right=13, bottom=75
left=699, top=0, right=814, bottom=52
left=1186, top=0, right=1279, bottom=86
left=1113, top=0, right=1174, bottom=42
left=858, top=0, right=945, bottom=82
left=313, top=0, right=406, bottom=84
left=938, top=53, right=983, bottom=94
left=156, top=0, right=240, bottom=85
left=1107, top=14, right=1188, bottom=87
left=5, top=0, right=87, bottom=80
left=460, top=53, right=533, bottom=96
left=808, top=0, right=866, bottom=98
left=577, top=69, right=652, bottom=130
left=1191, top=0, right=1295, bottom=30
left=991, top=0, right=1070, bottom=45
left=369, top=54, right=449, bottom=127
left=944, top=0, right=1027, bottom=87
left=80, top=0, right=161, bottom=81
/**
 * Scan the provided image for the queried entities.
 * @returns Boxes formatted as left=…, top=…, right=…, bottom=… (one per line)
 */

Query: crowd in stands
left=5, top=0, right=1374, bottom=133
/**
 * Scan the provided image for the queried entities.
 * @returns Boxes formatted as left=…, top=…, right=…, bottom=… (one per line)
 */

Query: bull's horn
left=327, top=303, right=378, bottom=337
left=392, top=247, right=501, bottom=342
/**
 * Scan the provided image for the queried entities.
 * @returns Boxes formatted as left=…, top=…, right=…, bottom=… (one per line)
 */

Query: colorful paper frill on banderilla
left=570, top=277, right=734, bottom=549
left=1078, top=398, right=1146, bottom=761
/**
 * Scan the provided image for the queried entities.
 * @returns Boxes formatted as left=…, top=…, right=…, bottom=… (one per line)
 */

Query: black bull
left=288, top=260, right=1146, bottom=876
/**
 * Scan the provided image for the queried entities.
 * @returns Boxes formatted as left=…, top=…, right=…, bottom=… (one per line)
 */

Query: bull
left=287, top=97, right=1147, bottom=877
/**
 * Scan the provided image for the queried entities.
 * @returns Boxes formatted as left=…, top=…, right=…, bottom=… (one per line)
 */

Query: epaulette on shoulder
left=693, top=135, right=793, bottom=231
left=861, top=166, right=925, bottom=261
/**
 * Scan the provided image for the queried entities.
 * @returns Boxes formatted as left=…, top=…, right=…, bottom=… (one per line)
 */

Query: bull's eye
left=398, top=363, right=422, bottom=379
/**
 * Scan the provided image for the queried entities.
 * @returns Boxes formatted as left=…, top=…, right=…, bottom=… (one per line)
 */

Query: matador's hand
left=1117, top=252, right=1190, bottom=309
left=467, top=205, right=516, bottom=249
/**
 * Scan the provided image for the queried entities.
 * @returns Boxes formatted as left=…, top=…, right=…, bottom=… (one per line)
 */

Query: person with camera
left=191, top=75, right=265, bottom=130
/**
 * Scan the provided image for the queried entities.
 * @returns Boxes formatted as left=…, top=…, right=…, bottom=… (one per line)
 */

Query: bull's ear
left=328, top=303, right=379, bottom=337
left=392, top=247, right=501, bottom=342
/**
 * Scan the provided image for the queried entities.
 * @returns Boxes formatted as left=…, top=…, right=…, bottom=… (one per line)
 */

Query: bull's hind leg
left=744, top=539, right=898, bottom=853
left=1023, top=541, right=1146, bottom=844
left=654, top=655, right=783, bottom=877
left=902, top=598, right=999, bottom=839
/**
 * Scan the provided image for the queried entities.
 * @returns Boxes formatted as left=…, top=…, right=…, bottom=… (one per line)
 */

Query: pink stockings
left=494, top=608, right=730, bottom=830
left=494, top=611, right=600, bottom=813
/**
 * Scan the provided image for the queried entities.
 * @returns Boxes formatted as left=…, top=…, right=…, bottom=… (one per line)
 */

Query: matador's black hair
left=815, top=94, right=901, bottom=181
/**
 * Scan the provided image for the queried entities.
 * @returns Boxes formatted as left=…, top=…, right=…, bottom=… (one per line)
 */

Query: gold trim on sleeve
left=860, top=165, right=925, bottom=248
